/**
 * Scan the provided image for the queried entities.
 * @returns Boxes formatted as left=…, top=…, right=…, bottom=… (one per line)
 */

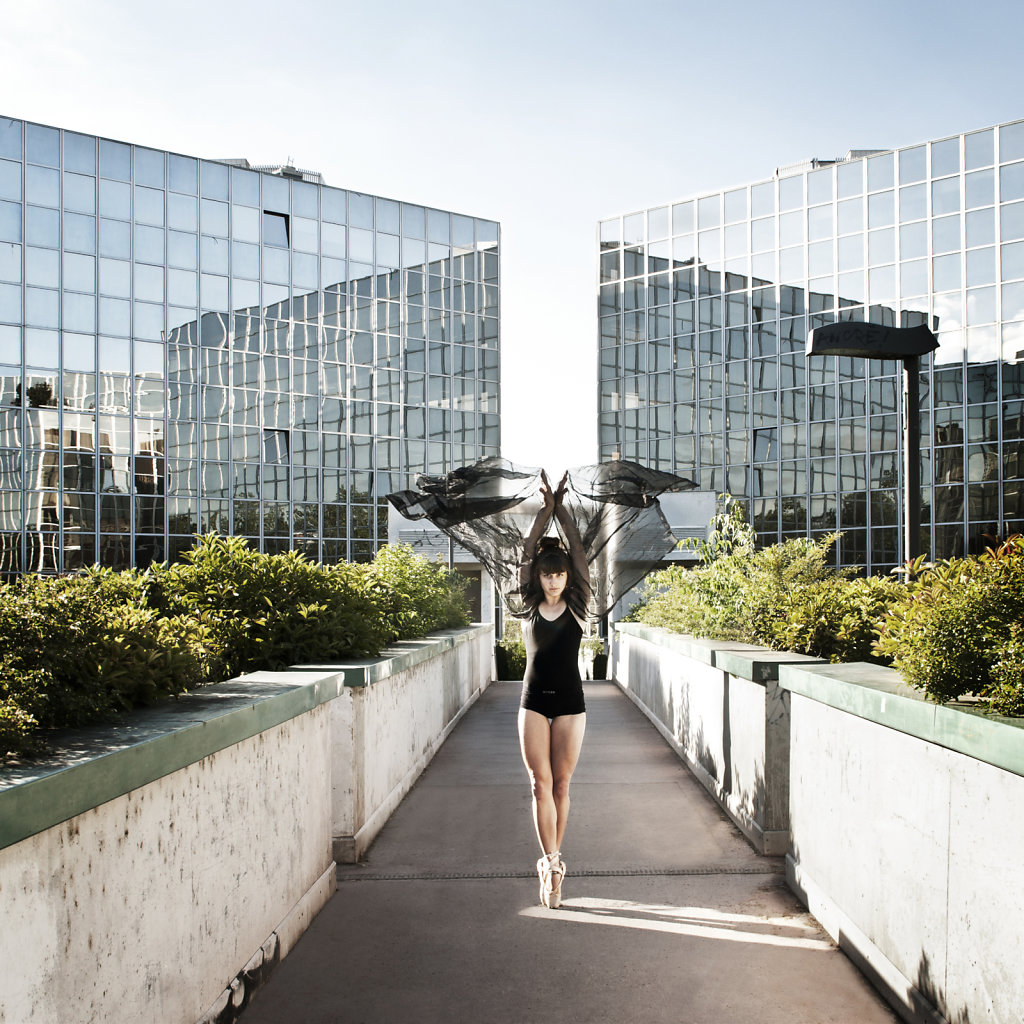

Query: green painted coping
left=614, top=622, right=825, bottom=682
left=779, top=662, right=1024, bottom=779
left=0, top=624, right=490, bottom=852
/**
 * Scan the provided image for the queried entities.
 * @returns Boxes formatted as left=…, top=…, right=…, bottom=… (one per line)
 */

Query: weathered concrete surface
left=0, top=707, right=335, bottom=1024
left=611, top=623, right=823, bottom=855
left=783, top=668, right=1024, bottom=1024
left=323, top=626, right=492, bottom=862
left=0, top=625, right=493, bottom=1024
left=241, top=682, right=897, bottom=1024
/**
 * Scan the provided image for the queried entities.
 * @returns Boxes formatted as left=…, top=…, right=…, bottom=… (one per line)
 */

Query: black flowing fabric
left=387, top=457, right=695, bottom=620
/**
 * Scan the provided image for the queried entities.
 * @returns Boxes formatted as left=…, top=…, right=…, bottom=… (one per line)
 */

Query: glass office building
left=598, top=118, right=1024, bottom=573
left=0, top=117, right=500, bottom=575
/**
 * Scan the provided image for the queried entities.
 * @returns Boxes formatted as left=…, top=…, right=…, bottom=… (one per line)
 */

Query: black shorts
left=520, top=680, right=586, bottom=719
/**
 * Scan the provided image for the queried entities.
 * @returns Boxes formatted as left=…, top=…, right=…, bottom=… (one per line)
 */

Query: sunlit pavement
left=241, top=681, right=898, bottom=1024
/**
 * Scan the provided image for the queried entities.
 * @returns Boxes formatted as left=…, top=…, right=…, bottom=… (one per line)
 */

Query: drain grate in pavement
left=336, top=865, right=782, bottom=882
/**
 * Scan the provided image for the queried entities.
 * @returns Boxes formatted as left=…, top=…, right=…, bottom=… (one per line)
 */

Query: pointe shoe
left=537, top=855, right=551, bottom=906
left=547, top=855, right=565, bottom=909
left=537, top=853, right=565, bottom=909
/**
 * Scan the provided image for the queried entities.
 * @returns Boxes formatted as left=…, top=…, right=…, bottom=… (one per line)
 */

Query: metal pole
left=902, top=356, right=922, bottom=564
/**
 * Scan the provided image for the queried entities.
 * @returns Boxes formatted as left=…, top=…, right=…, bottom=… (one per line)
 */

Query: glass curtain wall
left=598, top=119, right=1024, bottom=573
left=0, top=118, right=500, bottom=575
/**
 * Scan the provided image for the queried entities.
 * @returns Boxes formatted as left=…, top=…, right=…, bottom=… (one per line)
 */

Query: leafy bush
left=626, top=499, right=1024, bottom=717
left=0, top=698, right=38, bottom=755
left=364, top=544, right=470, bottom=642
left=1, top=536, right=472, bottom=758
left=630, top=495, right=904, bottom=666
left=0, top=568, right=209, bottom=748
left=630, top=533, right=852, bottom=652
left=147, top=534, right=392, bottom=677
left=874, top=538, right=1024, bottom=704
left=769, top=575, right=905, bottom=664
left=680, top=491, right=756, bottom=563
left=986, top=624, right=1024, bottom=716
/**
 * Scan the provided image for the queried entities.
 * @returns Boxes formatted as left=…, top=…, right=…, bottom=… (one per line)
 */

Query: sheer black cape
left=387, top=457, right=695, bottom=620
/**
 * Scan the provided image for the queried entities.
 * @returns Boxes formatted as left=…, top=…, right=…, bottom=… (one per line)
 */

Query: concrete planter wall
left=322, top=625, right=493, bottom=862
left=610, top=622, right=823, bottom=854
left=0, top=624, right=492, bottom=1024
left=781, top=662, right=1024, bottom=1024
left=611, top=622, right=1024, bottom=1024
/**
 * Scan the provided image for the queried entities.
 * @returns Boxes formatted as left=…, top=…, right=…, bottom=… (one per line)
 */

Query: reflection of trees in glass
left=934, top=487, right=964, bottom=527
left=262, top=504, right=290, bottom=537
left=232, top=502, right=257, bottom=535
left=779, top=496, right=807, bottom=528
left=167, top=512, right=198, bottom=535
left=871, top=489, right=899, bottom=527
left=322, top=504, right=345, bottom=538
left=292, top=504, right=319, bottom=536
left=16, top=381, right=56, bottom=408
left=840, top=492, right=868, bottom=528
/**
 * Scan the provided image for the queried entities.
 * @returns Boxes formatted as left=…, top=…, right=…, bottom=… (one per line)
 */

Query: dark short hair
left=533, top=542, right=571, bottom=577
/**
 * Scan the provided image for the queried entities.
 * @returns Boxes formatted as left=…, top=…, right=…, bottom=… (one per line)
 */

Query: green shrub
left=0, top=568, right=209, bottom=756
left=364, top=544, right=470, bottom=642
left=0, top=536, right=474, bottom=759
left=985, top=625, right=1024, bottom=716
left=769, top=575, right=905, bottom=664
left=148, top=534, right=391, bottom=676
left=630, top=534, right=848, bottom=648
left=0, top=697, right=39, bottom=755
left=875, top=538, right=1024, bottom=704
left=680, top=491, right=756, bottom=563
left=633, top=508, right=1024, bottom=717
left=496, top=619, right=526, bottom=680
left=630, top=508, right=908, bottom=665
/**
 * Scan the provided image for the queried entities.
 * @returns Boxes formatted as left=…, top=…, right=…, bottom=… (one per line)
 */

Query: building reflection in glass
left=0, top=120, right=500, bottom=575
left=598, top=122, right=1024, bottom=571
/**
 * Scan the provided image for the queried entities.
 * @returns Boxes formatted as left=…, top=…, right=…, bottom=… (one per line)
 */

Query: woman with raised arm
left=516, top=470, right=592, bottom=909
left=387, top=456, right=694, bottom=909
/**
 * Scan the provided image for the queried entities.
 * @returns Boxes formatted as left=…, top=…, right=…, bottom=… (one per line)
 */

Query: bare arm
left=518, top=470, right=557, bottom=591
left=552, top=474, right=592, bottom=604
left=556, top=507, right=591, bottom=601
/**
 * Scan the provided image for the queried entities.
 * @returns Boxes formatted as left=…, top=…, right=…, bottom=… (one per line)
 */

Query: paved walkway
left=242, top=681, right=897, bottom=1024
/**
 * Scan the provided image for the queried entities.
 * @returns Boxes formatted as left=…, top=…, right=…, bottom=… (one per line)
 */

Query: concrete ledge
left=328, top=623, right=494, bottom=862
left=784, top=666, right=1024, bottom=1023
left=0, top=672, right=343, bottom=851
left=780, top=661, right=1024, bottom=779
left=615, top=622, right=823, bottom=680
left=611, top=623, right=822, bottom=856
left=614, top=623, right=768, bottom=668
left=0, top=624, right=493, bottom=852
left=617, top=680, right=787, bottom=855
left=787, top=856, right=947, bottom=1024
left=336, top=677, right=483, bottom=862
left=611, top=623, right=1024, bottom=1023
left=294, top=625, right=483, bottom=687
left=0, top=624, right=493, bottom=1024
left=196, top=861, right=337, bottom=1024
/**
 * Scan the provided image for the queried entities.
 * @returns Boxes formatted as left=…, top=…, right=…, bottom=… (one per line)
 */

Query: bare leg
left=550, top=713, right=586, bottom=852
left=518, top=709, right=587, bottom=855
left=518, top=708, right=557, bottom=854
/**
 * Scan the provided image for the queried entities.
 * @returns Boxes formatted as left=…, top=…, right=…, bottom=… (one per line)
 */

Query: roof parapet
left=775, top=149, right=888, bottom=176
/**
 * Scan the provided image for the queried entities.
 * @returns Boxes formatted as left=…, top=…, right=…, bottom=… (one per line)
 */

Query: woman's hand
left=540, top=470, right=568, bottom=511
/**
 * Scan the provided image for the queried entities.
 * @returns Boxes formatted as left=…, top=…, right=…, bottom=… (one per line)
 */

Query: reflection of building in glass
left=599, top=120, right=1024, bottom=572
left=0, top=119, right=500, bottom=575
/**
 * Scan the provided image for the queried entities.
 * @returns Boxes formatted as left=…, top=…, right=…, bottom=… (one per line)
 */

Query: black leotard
left=520, top=606, right=586, bottom=718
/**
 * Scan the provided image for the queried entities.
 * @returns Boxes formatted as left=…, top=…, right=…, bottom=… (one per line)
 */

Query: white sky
left=3, top=0, right=1023, bottom=473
